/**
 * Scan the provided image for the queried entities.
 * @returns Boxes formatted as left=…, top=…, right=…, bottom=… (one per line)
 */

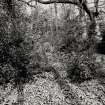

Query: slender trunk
left=54, top=3, right=58, bottom=36
left=79, top=8, right=87, bottom=39
left=49, top=4, right=54, bottom=44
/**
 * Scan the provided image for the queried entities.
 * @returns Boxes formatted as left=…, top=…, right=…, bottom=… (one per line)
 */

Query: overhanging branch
left=35, top=0, right=95, bottom=21
left=36, top=0, right=79, bottom=5
left=18, top=0, right=99, bottom=21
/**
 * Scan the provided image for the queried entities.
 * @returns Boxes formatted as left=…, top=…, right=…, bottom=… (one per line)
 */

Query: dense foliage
left=0, top=2, right=34, bottom=86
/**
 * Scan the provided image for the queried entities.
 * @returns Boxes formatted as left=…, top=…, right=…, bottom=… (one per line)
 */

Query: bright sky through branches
left=24, top=0, right=105, bottom=16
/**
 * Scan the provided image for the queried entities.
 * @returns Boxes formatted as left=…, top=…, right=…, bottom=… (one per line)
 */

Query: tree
left=0, top=0, right=34, bottom=104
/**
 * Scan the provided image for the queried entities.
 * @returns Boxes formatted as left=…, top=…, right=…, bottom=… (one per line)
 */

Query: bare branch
left=36, top=0, right=79, bottom=5
left=36, top=0, right=94, bottom=21
left=18, top=0, right=97, bottom=21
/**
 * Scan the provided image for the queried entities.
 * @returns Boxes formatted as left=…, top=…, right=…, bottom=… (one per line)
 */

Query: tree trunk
left=79, top=8, right=87, bottom=39
left=88, top=19, right=96, bottom=54
left=54, top=3, right=58, bottom=36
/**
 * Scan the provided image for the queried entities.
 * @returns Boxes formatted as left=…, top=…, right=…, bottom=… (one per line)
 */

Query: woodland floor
left=0, top=72, right=105, bottom=105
